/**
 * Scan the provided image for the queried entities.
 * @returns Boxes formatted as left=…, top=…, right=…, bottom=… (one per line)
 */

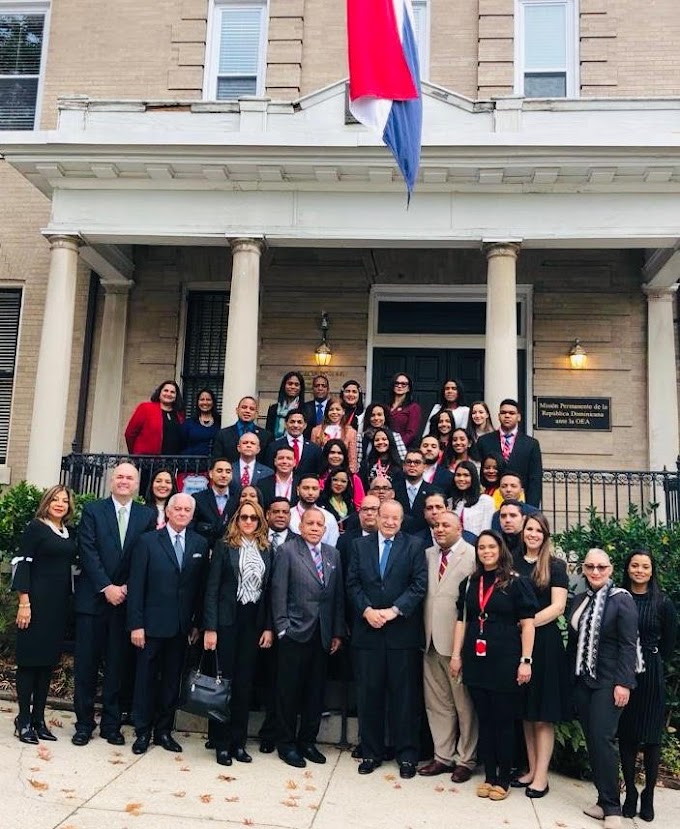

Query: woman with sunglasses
left=567, top=549, right=639, bottom=829
left=203, top=500, right=273, bottom=766
left=388, top=372, right=422, bottom=449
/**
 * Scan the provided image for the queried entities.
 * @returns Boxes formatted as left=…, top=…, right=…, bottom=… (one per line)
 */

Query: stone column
left=222, top=239, right=264, bottom=423
left=484, top=243, right=520, bottom=419
left=644, top=284, right=679, bottom=470
left=26, top=235, right=81, bottom=487
left=89, top=280, right=133, bottom=452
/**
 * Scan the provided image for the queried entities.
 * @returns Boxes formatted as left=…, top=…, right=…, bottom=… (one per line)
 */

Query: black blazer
left=265, top=436, right=323, bottom=477
left=211, top=423, right=272, bottom=463
left=346, top=531, right=427, bottom=650
left=567, top=589, right=639, bottom=690
left=477, top=431, right=544, bottom=507
left=233, top=459, right=274, bottom=487
left=75, top=498, right=156, bottom=615
left=271, top=535, right=345, bottom=651
left=428, top=465, right=453, bottom=493
left=302, top=399, right=329, bottom=438
left=203, top=541, right=272, bottom=632
left=127, top=527, right=208, bottom=638
left=192, top=488, right=238, bottom=548
left=393, top=478, right=439, bottom=533
left=259, top=476, right=299, bottom=510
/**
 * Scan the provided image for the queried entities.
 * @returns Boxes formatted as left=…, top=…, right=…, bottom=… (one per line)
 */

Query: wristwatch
left=519, top=656, right=533, bottom=665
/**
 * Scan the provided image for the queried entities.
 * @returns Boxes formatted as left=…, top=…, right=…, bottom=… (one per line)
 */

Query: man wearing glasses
left=393, top=450, right=437, bottom=532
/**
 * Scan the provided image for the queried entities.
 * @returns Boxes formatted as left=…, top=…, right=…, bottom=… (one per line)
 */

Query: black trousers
left=15, top=665, right=52, bottom=724
left=575, top=680, right=624, bottom=817
left=355, top=646, right=421, bottom=764
left=208, top=603, right=260, bottom=750
left=132, top=633, right=186, bottom=736
left=73, top=606, right=127, bottom=735
left=469, top=686, right=518, bottom=789
left=257, top=640, right=278, bottom=743
left=276, top=628, right=327, bottom=752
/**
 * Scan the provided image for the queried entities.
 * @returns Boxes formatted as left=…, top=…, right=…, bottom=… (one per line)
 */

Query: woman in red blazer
left=124, top=380, right=185, bottom=455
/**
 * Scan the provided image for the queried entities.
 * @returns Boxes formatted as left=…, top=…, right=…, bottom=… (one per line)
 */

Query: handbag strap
left=194, top=648, right=223, bottom=680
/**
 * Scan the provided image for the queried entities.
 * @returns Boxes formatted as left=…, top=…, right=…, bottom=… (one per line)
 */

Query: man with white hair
left=127, top=493, right=208, bottom=755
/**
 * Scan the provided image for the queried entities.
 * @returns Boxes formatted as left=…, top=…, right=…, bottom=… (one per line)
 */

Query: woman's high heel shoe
left=32, top=721, right=57, bottom=741
left=14, top=716, right=39, bottom=745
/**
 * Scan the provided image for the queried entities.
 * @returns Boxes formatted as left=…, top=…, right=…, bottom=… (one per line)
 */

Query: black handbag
left=180, top=650, right=231, bottom=724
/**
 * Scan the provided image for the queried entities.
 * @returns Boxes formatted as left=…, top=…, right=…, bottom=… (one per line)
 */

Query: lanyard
left=478, top=576, right=498, bottom=636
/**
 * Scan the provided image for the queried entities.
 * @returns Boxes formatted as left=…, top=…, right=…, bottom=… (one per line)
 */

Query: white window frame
left=410, top=0, right=430, bottom=82
left=514, top=0, right=579, bottom=98
left=203, top=0, right=269, bottom=101
left=0, top=0, right=50, bottom=130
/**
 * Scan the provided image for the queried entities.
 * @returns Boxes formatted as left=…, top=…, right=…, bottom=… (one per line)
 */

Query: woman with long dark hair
left=310, top=396, right=358, bottom=472
left=319, top=439, right=365, bottom=508
left=360, top=427, right=403, bottom=487
left=319, top=468, right=356, bottom=531
left=479, top=453, right=506, bottom=508
left=265, top=372, right=306, bottom=439
left=428, top=409, right=455, bottom=459
left=447, top=428, right=475, bottom=472
left=144, top=468, right=179, bottom=529
left=388, top=372, right=422, bottom=449
left=125, top=379, right=186, bottom=455
left=423, top=378, right=470, bottom=434
left=181, top=387, right=220, bottom=456
left=358, top=402, right=407, bottom=467
left=339, top=380, right=365, bottom=431
left=448, top=461, right=494, bottom=540
left=618, top=550, right=677, bottom=822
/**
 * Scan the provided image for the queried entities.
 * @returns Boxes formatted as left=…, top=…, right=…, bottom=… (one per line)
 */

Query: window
left=205, top=0, right=268, bottom=100
left=181, top=291, right=228, bottom=416
left=0, top=288, right=22, bottom=464
left=515, top=0, right=578, bottom=98
left=411, top=0, right=430, bottom=80
left=0, top=3, right=49, bottom=129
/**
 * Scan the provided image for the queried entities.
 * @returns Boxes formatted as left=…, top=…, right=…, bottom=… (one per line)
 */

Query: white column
left=26, top=235, right=81, bottom=487
left=222, top=239, right=264, bottom=423
left=89, top=280, right=133, bottom=452
left=644, top=284, right=679, bottom=470
left=484, top=242, right=520, bottom=419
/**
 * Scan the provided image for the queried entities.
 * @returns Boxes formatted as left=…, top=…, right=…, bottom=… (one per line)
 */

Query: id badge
left=475, top=638, right=487, bottom=657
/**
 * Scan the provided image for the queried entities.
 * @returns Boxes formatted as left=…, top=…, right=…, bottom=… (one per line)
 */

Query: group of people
left=10, top=371, right=677, bottom=829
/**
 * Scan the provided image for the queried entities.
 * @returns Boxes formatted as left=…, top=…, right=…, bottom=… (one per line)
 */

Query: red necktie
left=241, top=465, right=250, bottom=486
left=293, top=438, right=301, bottom=466
left=502, top=433, right=513, bottom=461
left=438, top=548, right=450, bottom=581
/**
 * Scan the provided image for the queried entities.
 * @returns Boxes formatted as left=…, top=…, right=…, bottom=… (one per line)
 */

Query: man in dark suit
left=233, top=433, right=274, bottom=488
left=271, top=508, right=345, bottom=768
left=393, top=449, right=437, bottom=533
left=337, top=493, right=380, bottom=576
left=265, top=409, right=322, bottom=477
left=477, top=399, right=543, bottom=507
left=72, top=462, right=156, bottom=746
left=192, top=457, right=238, bottom=548
left=490, top=473, right=540, bottom=534
left=127, top=493, right=208, bottom=755
left=346, top=499, right=428, bottom=779
left=302, top=374, right=330, bottom=439
left=259, top=446, right=298, bottom=510
left=211, top=395, right=272, bottom=463
left=420, top=436, right=454, bottom=492
left=411, top=490, right=448, bottom=546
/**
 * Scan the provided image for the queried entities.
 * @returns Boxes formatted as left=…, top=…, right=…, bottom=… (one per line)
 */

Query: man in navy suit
left=265, top=409, right=322, bottom=477
left=477, top=399, right=543, bottom=507
left=233, top=433, right=274, bottom=488
left=127, top=493, right=208, bottom=755
left=302, top=374, right=330, bottom=439
left=346, top=500, right=428, bottom=779
left=211, top=395, right=272, bottom=463
left=72, top=462, right=156, bottom=746
left=258, top=446, right=298, bottom=510
left=393, top=450, right=438, bottom=533
left=420, top=436, right=454, bottom=492
left=192, top=457, right=238, bottom=547
left=411, top=490, right=448, bottom=546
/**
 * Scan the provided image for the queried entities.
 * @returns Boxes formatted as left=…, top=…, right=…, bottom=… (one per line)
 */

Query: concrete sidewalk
left=2, top=704, right=678, bottom=829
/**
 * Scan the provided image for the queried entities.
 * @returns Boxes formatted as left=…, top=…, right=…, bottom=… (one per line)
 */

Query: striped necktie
left=311, top=545, right=324, bottom=584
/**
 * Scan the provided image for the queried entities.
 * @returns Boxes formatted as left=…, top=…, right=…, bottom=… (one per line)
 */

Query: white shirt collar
left=111, top=496, right=131, bottom=512
left=166, top=525, right=186, bottom=542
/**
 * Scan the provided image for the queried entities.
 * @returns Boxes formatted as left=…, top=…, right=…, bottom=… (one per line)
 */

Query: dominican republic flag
left=347, top=0, right=423, bottom=200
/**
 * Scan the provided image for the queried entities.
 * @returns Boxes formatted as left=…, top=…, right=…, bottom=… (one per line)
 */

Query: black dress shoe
left=233, top=747, right=253, bottom=763
left=14, top=717, right=39, bottom=745
left=640, top=789, right=654, bottom=822
left=279, top=749, right=306, bottom=768
left=216, top=749, right=232, bottom=766
left=154, top=733, right=183, bottom=752
left=399, top=761, right=417, bottom=779
left=102, top=731, right=125, bottom=746
left=510, top=778, right=531, bottom=788
left=33, top=721, right=57, bottom=741
left=259, top=739, right=275, bottom=754
left=358, top=758, right=381, bottom=775
left=351, top=744, right=362, bottom=759
left=132, top=733, right=151, bottom=754
left=71, top=730, right=91, bottom=747
left=120, top=712, right=133, bottom=726
left=526, top=784, right=550, bottom=798
left=622, top=793, right=638, bottom=819
left=205, top=739, right=215, bottom=750
left=300, top=744, right=326, bottom=764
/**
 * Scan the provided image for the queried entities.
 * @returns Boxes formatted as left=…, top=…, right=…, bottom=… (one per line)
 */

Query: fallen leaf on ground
left=47, top=717, right=63, bottom=728
left=434, top=784, right=445, bottom=792
left=556, top=823, right=567, bottom=828
left=282, top=798, right=299, bottom=807
left=199, top=794, right=212, bottom=803
left=174, top=755, right=184, bottom=762
left=108, top=759, right=126, bottom=765
left=172, top=791, right=187, bottom=798
left=384, top=773, right=396, bottom=781
left=448, top=786, right=459, bottom=793
left=393, top=783, right=402, bottom=789
left=303, top=770, right=313, bottom=778
left=61, top=788, right=75, bottom=793
left=112, top=750, right=123, bottom=757
left=125, top=802, right=143, bottom=816
left=29, top=766, right=40, bottom=771
left=28, top=779, right=48, bottom=791
left=225, top=796, right=240, bottom=802
left=305, top=784, right=317, bottom=791
left=285, top=779, right=299, bottom=789
left=217, top=774, right=236, bottom=782
left=309, top=804, right=319, bottom=811
left=243, top=819, right=254, bottom=826
left=179, top=765, right=191, bottom=771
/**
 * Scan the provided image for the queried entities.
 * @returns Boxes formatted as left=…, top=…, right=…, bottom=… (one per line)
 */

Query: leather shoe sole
left=358, top=759, right=381, bottom=775
left=418, top=760, right=454, bottom=776
left=583, top=804, right=605, bottom=821
left=279, top=750, right=306, bottom=768
left=399, top=762, right=417, bottom=779
left=526, top=784, right=549, bottom=798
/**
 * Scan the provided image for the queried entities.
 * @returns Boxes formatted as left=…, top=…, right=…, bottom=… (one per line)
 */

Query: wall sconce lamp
left=569, top=338, right=587, bottom=369
left=314, top=312, right=332, bottom=367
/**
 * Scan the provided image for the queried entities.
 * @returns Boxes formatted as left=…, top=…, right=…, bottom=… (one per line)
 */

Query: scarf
left=236, top=538, right=266, bottom=604
left=274, top=397, right=299, bottom=439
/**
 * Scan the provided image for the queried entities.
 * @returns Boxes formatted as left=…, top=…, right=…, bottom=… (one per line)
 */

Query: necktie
left=380, top=538, right=392, bottom=578
left=241, top=464, right=251, bottom=486
left=316, top=401, right=324, bottom=424
left=438, top=547, right=451, bottom=581
left=293, top=437, right=301, bottom=465
left=311, top=545, right=324, bottom=584
left=271, top=532, right=281, bottom=550
left=117, top=507, right=128, bottom=546
left=502, top=433, right=513, bottom=461
left=174, top=533, right=184, bottom=569
left=407, top=485, right=417, bottom=508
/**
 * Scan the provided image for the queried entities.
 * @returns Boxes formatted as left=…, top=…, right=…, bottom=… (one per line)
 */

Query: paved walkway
left=2, top=705, right=678, bottom=829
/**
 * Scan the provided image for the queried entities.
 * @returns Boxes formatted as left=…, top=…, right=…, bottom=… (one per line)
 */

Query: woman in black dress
left=203, top=500, right=273, bottom=766
left=514, top=513, right=571, bottom=798
left=618, top=550, right=677, bottom=822
left=450, top=530, right=537, bottom=801
left=12, top=485, right=76, bottom=743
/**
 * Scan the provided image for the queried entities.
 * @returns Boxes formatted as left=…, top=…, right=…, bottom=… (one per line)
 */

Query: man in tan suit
left=418, top=511, right=478, bottom=782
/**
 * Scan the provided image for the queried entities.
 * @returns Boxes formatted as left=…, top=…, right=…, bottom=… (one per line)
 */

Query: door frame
left=366, top=284, right=534, bottom=434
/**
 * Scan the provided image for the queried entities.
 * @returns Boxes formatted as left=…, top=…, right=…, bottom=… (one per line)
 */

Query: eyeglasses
left=371, top=485, right=392, bottom=492
left=583, top=563, right=609, bottom=572
left=360, top=506, right=379, bottom=512
left=404, top=459, right=423, bottom=464
left=239, top=514, right=259, bottom=522
left=394, top=380, right=409, bottom=387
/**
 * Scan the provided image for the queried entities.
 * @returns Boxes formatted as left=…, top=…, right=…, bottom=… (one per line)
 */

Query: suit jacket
left=211, top=422, right=272, bottom=463
left=491, top=501, right=539, bottom=533
left=192, top=487, right=238, bottom=549
left=271, top=535, right=345, bottom=651
left=303, top=399, right=329, bottom=439
left=424, top=464, right=453, bottom=493
left=423, top=538, right=476, bottom=656
left=346, top=531, right=427, bottom=650
left=75, top=497, right=156, bottom=615
left=393, top=478, right=438, bottom=533
left=477, top=431, right=544, bottom=507
left=567, top=588, right=639, bottom=690
left=265, top=436, right=323, bottom=477
left=203, top=540, right=272, bottom=632
left=233, top=459, right=274, bottom=487
left=259, top=476, right=299, bottom=510
left=127, top=527, right=208, bottom=638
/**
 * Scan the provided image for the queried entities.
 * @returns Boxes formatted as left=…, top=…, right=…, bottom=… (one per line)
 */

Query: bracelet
left=451, top=655, right=461, bottom=661
left=18, top=604, right=31, bottom=609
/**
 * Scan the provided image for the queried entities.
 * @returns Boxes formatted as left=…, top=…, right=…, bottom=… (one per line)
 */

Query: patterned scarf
left=236, top=538, right=266, bottom=604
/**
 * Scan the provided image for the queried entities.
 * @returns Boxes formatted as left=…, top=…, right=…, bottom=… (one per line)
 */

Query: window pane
left=218, top=7, right=261, bottom=74
left=182, top=292, right=228, bottom=415
left=217, top=75, right=257, bottom=99
left=524, top=3, right=566, bottom=69
left=0, top=14, right=44, bottom=75
left=524, top=72, right=567, bottom=97
left=0, top=288, right=21, bottom=464
left=0, top=76, right=38, bottom=129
